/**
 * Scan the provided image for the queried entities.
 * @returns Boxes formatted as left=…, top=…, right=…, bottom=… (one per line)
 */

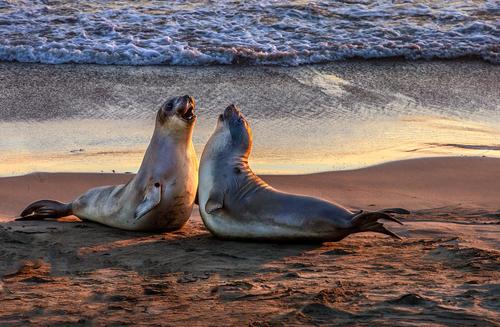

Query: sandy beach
left=1, top=156, right=498, bottom=326
left=0, top=58, right=498, bottom=327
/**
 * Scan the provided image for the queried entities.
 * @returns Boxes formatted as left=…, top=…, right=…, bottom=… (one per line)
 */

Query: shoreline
left=0, top=152, right=495, bottom=177
left=2, top=56, right=497, bottom=67
left=1, top=60, right=499, bottom=176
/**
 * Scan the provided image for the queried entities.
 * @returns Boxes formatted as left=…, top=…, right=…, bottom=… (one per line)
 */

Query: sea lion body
left=18, top=95, right=198, bottom=232
left=198, top=105, right=405, bottom=242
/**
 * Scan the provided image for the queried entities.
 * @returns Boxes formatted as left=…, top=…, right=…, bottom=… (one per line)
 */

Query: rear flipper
left=16, top=200, right=73, bottom=221
left=351, top=210, right=404, bottom=239
left=380, top=208, right=410, bottom=215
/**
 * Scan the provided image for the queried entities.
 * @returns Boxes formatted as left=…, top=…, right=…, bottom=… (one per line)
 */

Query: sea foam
left=0, top=0, right=498, bottom=65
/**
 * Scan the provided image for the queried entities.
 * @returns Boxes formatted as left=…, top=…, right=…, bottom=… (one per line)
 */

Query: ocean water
left=0, top=0, right=498, bottom=65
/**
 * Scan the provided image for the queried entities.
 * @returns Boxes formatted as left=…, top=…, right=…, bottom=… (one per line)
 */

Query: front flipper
left=134, top=182, right=162, bottom=220
left=205, top=189, right=225, bottom=214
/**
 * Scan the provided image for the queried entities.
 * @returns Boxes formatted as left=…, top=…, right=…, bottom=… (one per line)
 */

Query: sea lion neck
left=154, top=120, right=195, bottom=144
left=212, top=150, right=249, bottom=172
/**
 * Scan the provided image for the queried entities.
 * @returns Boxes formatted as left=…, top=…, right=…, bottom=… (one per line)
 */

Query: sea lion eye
left=165, top=102, right=173, bottom=111
left=234, top=167, right=241, bottom=174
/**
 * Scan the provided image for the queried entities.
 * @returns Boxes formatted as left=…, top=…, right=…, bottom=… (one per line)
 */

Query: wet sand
left=1, top=60, right=499, bottom=176
left=0, top=157, right=498, bottom=326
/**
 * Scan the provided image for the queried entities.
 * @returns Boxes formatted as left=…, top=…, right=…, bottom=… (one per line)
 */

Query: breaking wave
left=0, top=0, right=498, bottom=65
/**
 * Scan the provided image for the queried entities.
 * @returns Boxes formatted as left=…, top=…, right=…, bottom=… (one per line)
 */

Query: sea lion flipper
left=16, top=200, right=72, bottom=221
left=379, top=208, right=410, bottom=215
left=351, top=211, right=403, bottom=239
left=134, top=182, right=162, bottom=220
left=205, top=189, right=225, bottom=214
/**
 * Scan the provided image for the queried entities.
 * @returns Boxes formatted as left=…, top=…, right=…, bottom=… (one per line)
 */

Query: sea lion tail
left=350, top=210, right=404, bottom=240
left=16, top=200, right=73, bottom=221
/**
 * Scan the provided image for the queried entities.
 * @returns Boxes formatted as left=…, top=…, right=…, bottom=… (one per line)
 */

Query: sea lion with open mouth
left=17, top=95, right=198, bottom=232
left=198, top=104, right=408, bottom=242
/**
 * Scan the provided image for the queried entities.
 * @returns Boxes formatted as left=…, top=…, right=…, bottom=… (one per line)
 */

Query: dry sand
left=0, top=157, right=498, bottom=326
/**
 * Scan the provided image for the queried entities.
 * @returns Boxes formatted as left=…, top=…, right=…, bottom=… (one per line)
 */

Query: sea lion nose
left=224, top=104, right=238, bottom=118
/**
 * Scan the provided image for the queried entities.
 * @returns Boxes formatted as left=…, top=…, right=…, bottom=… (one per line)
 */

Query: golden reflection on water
left=0, top=115, right=498, bottom=177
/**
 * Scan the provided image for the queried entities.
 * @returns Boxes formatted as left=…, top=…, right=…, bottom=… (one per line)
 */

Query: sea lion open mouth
left=177, top=95, right=196, bottom=122
left=181, top=104, right=195, bottom=121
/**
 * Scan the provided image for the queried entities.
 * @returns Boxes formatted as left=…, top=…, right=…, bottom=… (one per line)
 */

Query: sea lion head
left=156, top=95, right=196, bottom=135
left=207, top=104, right=252, bottom=160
